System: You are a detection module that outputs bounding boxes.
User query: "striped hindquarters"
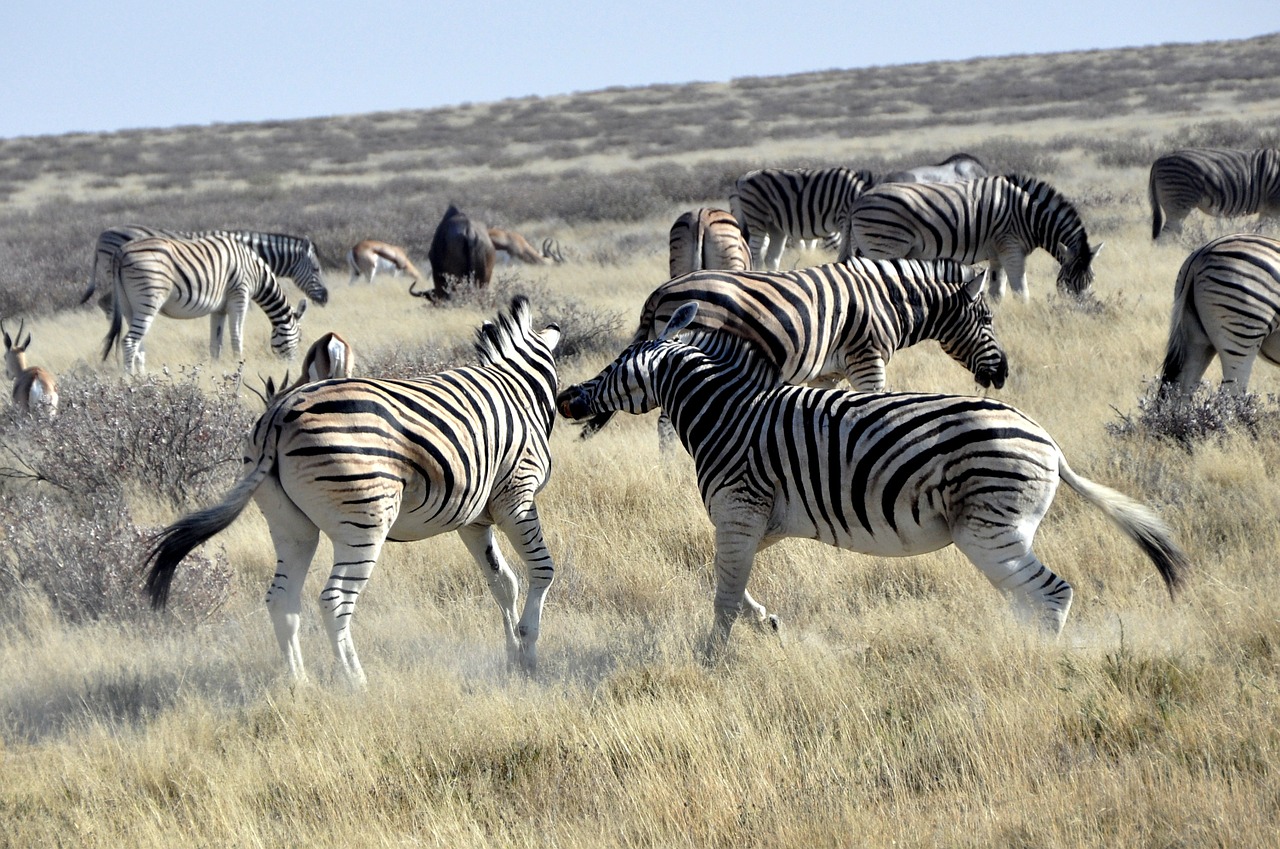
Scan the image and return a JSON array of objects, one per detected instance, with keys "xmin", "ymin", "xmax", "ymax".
[
  {"xmin": 1150, "ymin": 148, "xmax": 1280, "ymax": 238},
  {"xmin": 1162, "ymin": 233, "xmax": 1280, "ymax": 391},
  {"xmin": 668, "ymin": 208, "xmax": 751, "ymax": 277}
]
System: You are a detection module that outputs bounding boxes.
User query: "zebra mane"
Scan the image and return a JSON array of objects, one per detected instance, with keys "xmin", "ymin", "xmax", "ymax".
[
  {"xmin": 474, "ymin": 296, "xmax": 534, "ymax": 365},
  {"xmin": 1004, "ymin": 173, "xmax": 1092, "ymax": 251}
]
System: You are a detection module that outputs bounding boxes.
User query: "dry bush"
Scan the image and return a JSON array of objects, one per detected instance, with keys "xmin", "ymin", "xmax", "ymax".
[{"xmin": 1107, "ymin": 382, "xmax": 1280, "ymax": 449}]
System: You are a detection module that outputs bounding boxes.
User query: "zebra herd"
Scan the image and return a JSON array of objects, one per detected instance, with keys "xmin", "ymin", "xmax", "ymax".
[{"xmin": 45, "ymin": 144, "xmax": 1273, "ymax": 684}]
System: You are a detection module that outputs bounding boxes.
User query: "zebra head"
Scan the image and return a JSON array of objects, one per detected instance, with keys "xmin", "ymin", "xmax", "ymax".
[
  {"xmin": 293, "ymin": 240, "xmax": 329, "ymax": 306},
  {"xmin": 558, "ymin": 302, "xmax": 700, "ymax": 424},
  {"xmin": 270, "ymin": 299, "xmax": 308, "ymax": 360},
  {"xmin": 938, "ymin": 269, "xmax": 1008, "ymax": 390},
  {"xmin": 1056, "ymin": 241, "xmax": 1104, "ymax": 296}
]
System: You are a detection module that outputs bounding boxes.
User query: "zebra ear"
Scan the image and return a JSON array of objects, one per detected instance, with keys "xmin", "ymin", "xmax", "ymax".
[
  {"xmin": 964, "ymin": 269, "xmax": 988, "ymax": 300},
  {"xmin": 293, "ymin": 299, "xmax": 309, "ymax": 322},
  {"xmin": 540, "ymin": 323, "xmax": 562, "ymax": 352},
  {"xmin": 658, "ymin": 302, "xmax": 700, "ymax": 340},
  {"xmin": 1092, "ymin": 242, "xmax": 1105, "ymax": 259}
]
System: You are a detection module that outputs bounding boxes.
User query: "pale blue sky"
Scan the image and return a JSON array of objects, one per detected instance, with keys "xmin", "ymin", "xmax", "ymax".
[{"xmin": 1, "ymin": 1, "xmax": 1275, "ymax": 139}]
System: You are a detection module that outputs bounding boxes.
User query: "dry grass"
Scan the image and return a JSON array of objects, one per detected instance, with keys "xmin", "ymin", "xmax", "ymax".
[{"xmin": 4, "ymin": 35, "xmax": 1280, "ymax": 849}]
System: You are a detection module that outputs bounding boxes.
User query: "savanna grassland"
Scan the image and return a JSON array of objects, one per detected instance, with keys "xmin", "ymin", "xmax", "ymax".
[{"xmin": 3, "ymin": 32, "xmax": 1280, "ymax": 848}]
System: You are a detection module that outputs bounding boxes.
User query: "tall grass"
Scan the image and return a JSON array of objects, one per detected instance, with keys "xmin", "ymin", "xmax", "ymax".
[{"xmin": 3, "ymin": 33, "xmax": 1280, "ymax": 849}]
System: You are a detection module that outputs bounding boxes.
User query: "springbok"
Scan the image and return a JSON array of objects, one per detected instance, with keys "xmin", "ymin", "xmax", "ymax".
[
  {"xmin": 346, "ymin": 240, "xmax": 427, "ymax": 286},
  {"xmin": 3, "ymin": 318, "xmax": 59, "ymax": 416},
  {"xmin": 417, "ymin": 205, "xmax": 496, "ymax": 302},
  {"xmin": 488, "ymin": 227, "xmax": 565, "ymax": 265}
]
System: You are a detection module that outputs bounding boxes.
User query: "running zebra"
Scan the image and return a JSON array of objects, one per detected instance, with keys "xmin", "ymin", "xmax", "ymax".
[
  {"xmin": 579, "ymin": 257, "xmax": 1006, "ymax": 436},
  {"xmin": 730, "ymin": 167, "xmax": 877, "ymax": 271},
  {"xmin": 557, "ymin": 305, "xmax": 1188, "ymax": 654},
  {"xmin": 841, "ymin": 174, "xmax": 1102, "ymax": 301},
  {"xmin": 668, "ymin": 208, "xmax": 752, "ymax": 277},
  {"xmin": 145, "ymin": 297, "xmax": 561, "ymax": 685},
  {"xmin": 102, "ymin": 234, "xmax": 307, "ymax": 373},
  {"xmin": 82, "ymin": 225, "xmax": 329, "ymax": 312},
  {"xmin": 1149, "ymin": 148, "xmax": 1280, "ymax": 240},
  {"xmin": 1161, "ymin": 233, "xmax": 1280, "ymax": 396}
]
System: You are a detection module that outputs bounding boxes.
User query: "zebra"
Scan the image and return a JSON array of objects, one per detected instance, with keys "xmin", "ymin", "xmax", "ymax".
[
  {"xmin": 144, "ymin": 297, "xmax": 561, "ymax": 685},
  {"xmin": 880, "ymin": 152, "xmax": 990, "ymax": 184},
  {"xmin": 557, "ymin": 304, "xmax": 1188, "ymax": 655},
  {"xmin": 668, "ymin": 207, "xmax": 752, "ymax": 277},
  {"xmin": 730, "ymin": 167, "xmax": 877, "ymax": 271},
  {"xmin": 1149, "ymin": 148, "xmax": 1280, "ymax": 240},
  {"xmin": 1160, "ymin": 233, "xmax": 1280, "ymax": 396},
  {"xmin": 578, "ymin": 257, "xmax": 1007, "ymax": 437},
  {"xmin": 82, "ymin": 225, "xmax": 329, "ymax": 313},
  {"xmin": 841, "ymin": 174, "xmax": 1102, "ymax": 301},
  {"xmin": 101, "ymin": 234, "xmax": 307, "ymax": 374}
]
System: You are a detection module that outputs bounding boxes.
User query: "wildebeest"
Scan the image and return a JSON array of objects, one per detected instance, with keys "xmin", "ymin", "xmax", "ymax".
[
  {"xmin": 419, "ymin": 205, "xmax": 496, "ymax": 301},
  {"xmin": 880, "ymin": 153, "xmax": 989, "ymax": 185}
]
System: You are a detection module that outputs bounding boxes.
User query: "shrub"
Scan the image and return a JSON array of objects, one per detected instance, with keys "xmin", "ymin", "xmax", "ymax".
[{"xmin": 1107, "ymin": 382, "xmax": 1280, "ymax": 449}]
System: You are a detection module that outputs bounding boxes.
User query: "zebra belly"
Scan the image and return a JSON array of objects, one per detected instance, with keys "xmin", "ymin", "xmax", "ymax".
[{"xmin": 769, "ymin": 488, "xmax": 954, "ymax": 557}]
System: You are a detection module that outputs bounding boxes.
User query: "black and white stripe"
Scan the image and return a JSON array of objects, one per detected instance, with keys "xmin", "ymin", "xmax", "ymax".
[
  {"xmin": 1149, "ymin": 148, "xmax": 1280, "ymax": 239},
  {"xmin": 145, "ymin": 297, "xmax": 561, "ymax": 684},
  {"xmin": 1161, "ymin": 233, "xmax": 1280, "ymax": 395},
  {"xmin": 730, "ymin": 167, "xmax": 877, "ymax": 271},
  {"xmin": 668, "ymin": 207, "xmax": 752, "ymax": 277},
  {"xmin": 583, "ymin": 256, "xmax": 1007, "ymax": 435},
  {"xmin": 84, "ymin": 225, "xmax": 329, "ymax": 311},
  {"xmin": 841, "ymin": 174, "xmax": 1101, "ymax": 300},
  {"xmin": 558, "ymin": 307, "xmax": 1187, "ymax": 653},
  {"xmin": 101, "ymin": 233, "xmax": 307, "ymax": 373}
]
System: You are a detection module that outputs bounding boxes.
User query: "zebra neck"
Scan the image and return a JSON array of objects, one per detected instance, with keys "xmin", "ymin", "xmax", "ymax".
[
  {"xmin": 654, "ymin": 348, "xmax": 772, "ymax": 460},
  {"xmin": 249, "ymin": 272, "xmax": 289, "ymax": 318}
]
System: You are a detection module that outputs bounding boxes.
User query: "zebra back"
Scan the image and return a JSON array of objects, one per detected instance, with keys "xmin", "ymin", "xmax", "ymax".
[
  {"xmin": 630, "ymin": 258, "xmax": 1006, "ymax": 391},
  {"xmin": 731, "ymin": 167, "xmax": 876, "ymax": 262},
  {"xmin": 89, "ymin": 224, "xmax": 328, "ymax": 306}
]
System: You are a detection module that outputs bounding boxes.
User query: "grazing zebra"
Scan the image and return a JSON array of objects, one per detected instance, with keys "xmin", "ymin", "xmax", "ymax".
[
  {"xmin": 1160, "ymin": 233, "xmax": 1280, "ymax": 396},
  {"xmin": 102, "ymin": 234, "xmax": 307, "ymax": 374},
  {"xmin": 3, "ymin": 318, "xmax": 58, "ymax": 416},
  {"xmin": 880, "ymin": 152, "xmax": 989, "ymax": 184},
  {"xmin": 347, "ymin": 239, "xmax": 426, "ymax": 286},
  {"xmin": 730, "ymin": 167, "xmax": 877, "ymax": 271},
  {"xmin": 579, "ymin": 257, "xmax": 1006, "ymax": 436},
  {"xmin": 83, "ymin": 225, "xmax": 329, "ymax": 313},
  {"xmin": 668, "ymin": 208, "xmax": 752, "ymax": 277},
  {"xmin": 145, "ymin": 297, "xmax": 561, "ymax": 685},
  {"xmin": 1149, "ymin": 148, "xmax": 1280, "ymax": 240},
  {"xmin": 841, "ymin": 174, "xmax": 1101, "ymax": 301},
  {"xmin": 557, "ymin": 305, "xmax": 1188, "ymax": 654}
]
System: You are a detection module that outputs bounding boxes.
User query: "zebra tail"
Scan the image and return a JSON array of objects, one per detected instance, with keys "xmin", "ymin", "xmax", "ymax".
[
  {"xmin": 1149, "ymin": 167, "xmax": 1166, "ymax": 240},
  {"xmin": 1057, "ymin": 457, "xmax": 1189, "ymax": 600},
  {"xmin": 144, "ymin": 446, "xmax": 276, "ymax": 610},
  {"xmin": 1160, "ymin": 256, "xmax": 1199, "ymax": 388},
  {"xmin": 100, "ymin": 255, "xmax": 125, "ymax": 361}
]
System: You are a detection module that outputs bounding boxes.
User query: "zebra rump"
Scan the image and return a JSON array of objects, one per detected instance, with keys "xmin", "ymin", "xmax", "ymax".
[{"xmin": 1161, "ymin": 233, "xmax": 1280, "ymax": 396}]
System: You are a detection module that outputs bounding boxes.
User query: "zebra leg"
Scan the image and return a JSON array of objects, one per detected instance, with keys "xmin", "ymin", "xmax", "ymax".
[
  {"xmin": 843, "ymin": 352, "xmax": 887, "ymax": 391},
  {"xmin": 225, "ymin": 293, "xmax": 250, "ymax": 361},
  {"xmin": 502, "ymin": 505, "xmax": 557, "ymax": 672},
  {"xmin": 985, "ymin": 257, "xmax": 1008, "ymax": 301},
  {"xmin": 1217, "ymin": 349, "xmax": 1258, "ymax": 396},
  {"xmin": 209, "ymin": 311, "xmax": 227, "ymax": 360},
  {"xmin": 705, "ymin": 504, "xmax": 770, "ymax": 658},
  {"xmin": 257, "ymin": 477, "xmax": 322, "ymax": 683},
  {"xmin": 763, "ymin": 231, "xmax": 788, "ymax": 272},
  {"xmin": 317, "ymin": 537, "xmax": 384, "ymax": 688},
  {"xmin": 999, "ymin": 250, "xmax": 1030, "ymax": 302},
  {"xmin": 953, "ymin": 524, "xmax": 1073, "ymax": 635},
  {"xmin": 656, "ymin": 412, "xmax": 679, "ymax": 453},
  {"xmin": 457, "ymin": 523, "xmax": 525, "ymax": 670}
]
